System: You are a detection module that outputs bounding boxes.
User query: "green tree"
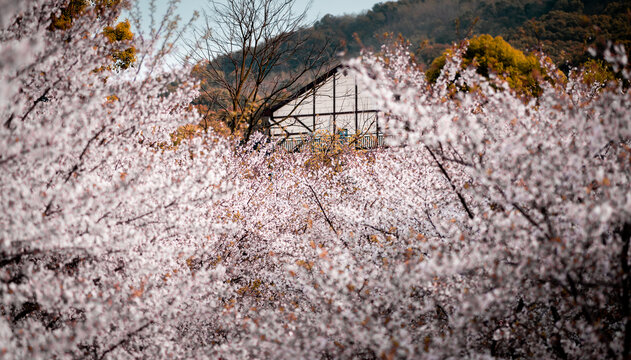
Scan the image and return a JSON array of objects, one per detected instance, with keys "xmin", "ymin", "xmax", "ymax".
[{"xmin": 506, "ymin": 3, "xmax": 631, "ymax": 69}]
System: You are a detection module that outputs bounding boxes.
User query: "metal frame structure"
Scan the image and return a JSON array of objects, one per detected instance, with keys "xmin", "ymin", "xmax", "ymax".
[{"xmin": 263, "ymin": 65, "xmax": 383, "ymax": 151}]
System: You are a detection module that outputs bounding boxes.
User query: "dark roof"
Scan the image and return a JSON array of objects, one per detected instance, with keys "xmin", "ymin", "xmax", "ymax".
[{"xmin": 262, "ymin": 64, "xmax": 346, "ymax": 116}]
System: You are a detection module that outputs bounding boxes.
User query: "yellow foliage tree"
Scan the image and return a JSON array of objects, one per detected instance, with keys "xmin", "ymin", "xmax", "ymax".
[
  {"xmin": 49, "ymin": 0, "xmax": 89, "ymax": 30},
  {"xmin": 49, "ymin": 0, "xmax": 126, "ymax": 30},
  {"xmin": 427, "ymin": 34, "xmax": 559, "ymax": 98},
  {"xmin": 103, "ymin": 20, "xmax": 136, "ymax": 70},
  {"xmin": 580, "ymin": 59, "xmax": 616, "ymax": 86},
  {"xmin": 50, "ymin": 0, "xmax": 135, "ymax": 70}
]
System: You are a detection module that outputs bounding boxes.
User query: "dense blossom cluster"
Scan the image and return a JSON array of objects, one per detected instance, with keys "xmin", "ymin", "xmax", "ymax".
[
  {"xmin": 1, "ymin": 1, "xmax": 630, "ymax": 359},
  {"xmin": 345, "ymin": 41, "xmax": 631, "ymax": 358},
  {"xmin": 1, "ymin": 1, "xmax": 233, "ymax": 357}
]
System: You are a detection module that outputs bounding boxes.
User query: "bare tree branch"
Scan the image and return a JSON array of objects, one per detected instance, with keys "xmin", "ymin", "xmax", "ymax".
[{"xmin": 187, "ymin": 0, "xmax": 333, "ymax": 142}]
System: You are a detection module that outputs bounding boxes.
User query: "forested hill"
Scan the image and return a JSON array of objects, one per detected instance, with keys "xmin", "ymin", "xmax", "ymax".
[
  {"xmin": 193, "ymin": 0, "xmax": 630, "ymax": 131},
  {"xmin": 303, "ymin": 0, "xmax": 631, "ymax": 68}
]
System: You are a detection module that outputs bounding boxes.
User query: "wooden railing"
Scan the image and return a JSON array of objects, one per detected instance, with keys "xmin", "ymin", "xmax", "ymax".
[{"xmin": 276, "ymin": 134, "xmax": 387, "ymax": 152}]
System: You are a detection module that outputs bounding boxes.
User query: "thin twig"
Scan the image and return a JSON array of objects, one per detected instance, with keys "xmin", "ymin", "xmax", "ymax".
[
  {"xmin": 425, "ymin": 145, "xmax": 474, "ymax": 219},
  {"xmin": 98, "ymin": 321, "xmax": 153, "ymax": 360},
  {"xmin": 306, "ymin": 184, "xmax": 337, "ymax": 234}
]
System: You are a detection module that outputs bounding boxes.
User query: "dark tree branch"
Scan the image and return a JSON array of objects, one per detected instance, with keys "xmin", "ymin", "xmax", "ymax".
[
  {"xmin": 21, "ymin": 87, "xmax": 51, "ymax": 123},
  {"xmin": 511, "ymin": 202, "xmax": 545, "ymax": 234},
  {"xmin": 306, "ymin": 184, "xmax": 337, "ymax": 234},
  {"xmin": 98, "ymin": 321, "xmax": 153, "ymax": 360},
  {"xmin": 425, "ymin": 145, "xmax": 474, "ymax": 219},
  {"xmin": 363, "ymin": 223, "xmax": 397, "ymax": 238}
]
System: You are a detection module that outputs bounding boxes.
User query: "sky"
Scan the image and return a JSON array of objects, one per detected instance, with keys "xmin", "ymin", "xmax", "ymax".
[
  {"xmin": 136, "ymin": 0, "xmax": 383, "ymax": 30},
  {"xmin": 131, "ymin": 0, "xmax": 385, "ymax": 66}
]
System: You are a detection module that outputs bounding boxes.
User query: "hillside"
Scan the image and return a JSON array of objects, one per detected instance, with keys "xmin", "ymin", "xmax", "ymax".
[
  {"xmin": 303, "ymin": 0, "xmax": 631, "ymax": 68},
  {"xmin": 191, "ymin": 0, "xmax": 631, "ymax": 137},
  {"xmin": 201, "ymin": 0, "xmax": 631, "ymax": 99}
]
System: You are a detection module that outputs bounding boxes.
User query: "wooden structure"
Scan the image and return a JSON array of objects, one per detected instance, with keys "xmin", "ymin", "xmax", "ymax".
[{"xmin": 263, "ymin": 65, "xmax": 384, "ymax": 151}]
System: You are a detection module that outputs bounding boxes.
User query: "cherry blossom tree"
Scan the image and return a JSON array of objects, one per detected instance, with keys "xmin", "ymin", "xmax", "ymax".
[
  {"xmin": 343, "ymin": 40, "xmax": 631, "ymax": 358},
  {"xmin": 2, "ymin": 0, "xmax": 630, "ymax": 358},
  {"xmin": 1, "ymin": 1, "xmax": 236, "ymax": 358},
  {"xmin": 195, "ymin": 40, "xmax": 631, "ymax": 359}
]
